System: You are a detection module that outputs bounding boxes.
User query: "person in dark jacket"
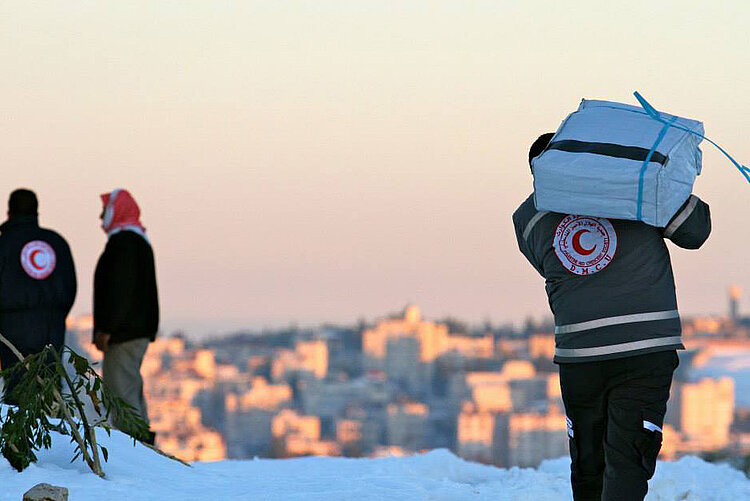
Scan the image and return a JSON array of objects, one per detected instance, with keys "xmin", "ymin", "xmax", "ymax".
[
  {"xmin": 0, "ymin": 189, "xmax": 77, "ymax": 401},
  {"xmin": 513, "ymin": 134, "xmax": 711, "ymax": 501},
  {"xmin": 93, "ymin": 189, "xmax": 158, "ymax": 443}
]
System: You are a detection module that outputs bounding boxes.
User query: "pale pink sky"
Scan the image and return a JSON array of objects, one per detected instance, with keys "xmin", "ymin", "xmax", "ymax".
[{"xmin": 1, "ymin": 2, "xmax": 748, "ymax": 335}]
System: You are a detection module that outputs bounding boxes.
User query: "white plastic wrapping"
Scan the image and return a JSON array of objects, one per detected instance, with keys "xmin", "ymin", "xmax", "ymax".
[{"xmin": 532, "ymin": 99, "xmax": 704, "ymax": 227}]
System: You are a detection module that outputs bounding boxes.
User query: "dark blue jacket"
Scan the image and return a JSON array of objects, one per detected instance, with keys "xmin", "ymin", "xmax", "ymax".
[
  {"xmin": 0, "ymin": 216, "xmax": 77, "ymax": 359},
  {"xmin": 513, "ymin": 195, "xmax": 710, "ymax": 363},
  {"xmin": 94, "ymin": 230, "xmax": 159, "ymax": 344}
]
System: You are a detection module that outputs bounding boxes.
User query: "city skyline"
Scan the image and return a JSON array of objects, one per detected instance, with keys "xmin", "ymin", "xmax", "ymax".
[
  {"xmin": 2, "ymin": 2, "xmax": 749, "ymax": 336},
  {"xmin": 65, "ymin": 302, "xmax": 750, "ymax": 467}
]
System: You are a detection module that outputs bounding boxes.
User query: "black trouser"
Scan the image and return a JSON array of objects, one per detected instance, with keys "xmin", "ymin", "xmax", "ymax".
[{"xmin": 559, "ymin": 350, "xmax": 678, "ymax": 501}]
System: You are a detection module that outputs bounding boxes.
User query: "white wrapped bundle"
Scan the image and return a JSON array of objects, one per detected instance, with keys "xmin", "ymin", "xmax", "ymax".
[{"xmin": 532, "ymin": 98, "xmax": 704, "ymax": 227}]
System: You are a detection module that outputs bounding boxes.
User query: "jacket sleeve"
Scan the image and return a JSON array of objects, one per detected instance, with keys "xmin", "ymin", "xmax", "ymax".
[
  {"xmin": 58, "ymin": 239, "xmax": 77, "ymax": 313},
  {"xmin": 512, "ymin": 210, "xmax": 546, "ymax": 277},
  {"xmin": 663, "ymin": 195, "xmax": 711, "ymax": 249}
]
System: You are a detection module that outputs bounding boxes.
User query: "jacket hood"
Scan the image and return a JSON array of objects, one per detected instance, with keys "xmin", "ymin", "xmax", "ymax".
[{"xmin": 100, "ymin": 189, "xmax": 147, "ymax": 238}]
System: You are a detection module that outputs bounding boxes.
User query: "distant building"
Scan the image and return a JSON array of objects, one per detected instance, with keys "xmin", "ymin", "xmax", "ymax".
[
  {"xmin": 369, "ymin": 445, "xmax": 410, "ymax": 458},
  {"xmin": 456, "ymin": 403, "xmax": 496, "ymax": 463},
  {"xmin": 730, "ymin": 285, "xmax": 742, "ymax": 322},
  {"xmin": 496, "ymin": 338, "xmax": 526, "ymax": 358},
  {"xmin": 300, "ymin": 375, "xmax": 393, "ymax": 420},
  {"xmin": 386, "ymin": 402, "xmax": 428, "ymax": 452},
  {"xmin": 509, "ymin": 377, "xmax": 549, "ymax": 412},
  {"xmin": 223, "ymin": 377, "xmax": 293, "ymax": 458},
  {"xmin": 442, "ymin": 333, "xmax": 494, "ymax": 359},
  {"xmin": 457, "ymin": 403, "xmax": 567, "ymax": 467},
  {"xmin": 272, "ymin": 409, "xmax": 339, "ymax": 457},
  {"xmin": 141, "ymin": 337, "xmax": 228, "ymax": 461},
  {"xmin": 500, "ymin": 408, "xmax": 568, "ymax": 467},
  {"xmin": 385, "ymin": 336, "xmax": 426, "ymax": 394},
  {"xmin": 463, "ymin": 373, "xmax": 512, "ymax": 413},
  {"xmin": 151, "ymin": 402, "xmax": 226, "ymax": 462},
  {"xmin": 228, "ymin": 376, "xmax": 293, "ymax": 410},
  {"xmin": 170, "ymin": 348, "xmax": 217, "ymax": 379},
  {"xmin": 667, "ymin": 377, "xmax": 734, "ymax": 452},
  {"xmin": 363, "ymin": 305, "xmax": 494, "ymax": 396},
  {"xmin": 336, "ymin": 419, "xmax": 363, "ymax": 447},
  {"xmin": 449, "ymin": 360, "xmax": 543, "ymax": 413},
  {"xmin": 546, "ymin": 373, "xmax": 562, "ymax": 405},
  {"xmin": 335, "ymin": 406, "xmax": 383, "ymax": 455},
  {"xmin": 682, "ymin": 316, "xmax": 740, "ymax": 338},
  {"xmin": 528, "ymin": 333, "xmax": 555, "ymax": 360},
  {"xmin": 272, "ymin": 339, "xmax": 328, "ymax": 381}
]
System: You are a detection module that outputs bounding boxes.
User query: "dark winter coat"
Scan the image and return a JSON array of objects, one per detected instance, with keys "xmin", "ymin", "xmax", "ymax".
[
  {"xmin": 0, "ymin": 216, "xmax": 77, "ymax": 357},
  {"xmin": 513, "ymin": 194, "xmax": 711, "ymax": 363},
  {"xmin": 93, "ymin": 230, "xmax": 159, "ymax": 345}
]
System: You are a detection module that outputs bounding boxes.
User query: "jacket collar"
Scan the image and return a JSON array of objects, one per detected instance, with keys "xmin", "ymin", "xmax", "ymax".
[
  {"xmin": 108, "ymin": 225, "xmax": 150, "ymax": 244},
  {"xmin": 0, "ymin": 215, "xmax": 39, "ymax": 233}
]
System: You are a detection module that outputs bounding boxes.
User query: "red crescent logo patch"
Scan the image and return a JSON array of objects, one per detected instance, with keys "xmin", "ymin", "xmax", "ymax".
[
  {"xmin": 20, "ymin": 240, "xmax": 57, "ymax": 280},
  {"xmin": 554, "ymin": 216, "xmax": 617, "ymax": 276},
  {"xmin": 572, "ymin": 229, "xmax": 595, "ymax": 256}
]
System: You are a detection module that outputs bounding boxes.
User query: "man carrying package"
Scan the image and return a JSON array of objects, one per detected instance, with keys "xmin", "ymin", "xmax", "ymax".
[{"xmin": 513, "ymin": 128, "xmax": 710, "ymax": 500}]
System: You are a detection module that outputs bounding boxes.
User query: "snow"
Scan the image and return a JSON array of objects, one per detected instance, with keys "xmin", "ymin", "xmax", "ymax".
[{"xmin": 1, "ymin": 428, "xmax": 748, "ymax": 500}]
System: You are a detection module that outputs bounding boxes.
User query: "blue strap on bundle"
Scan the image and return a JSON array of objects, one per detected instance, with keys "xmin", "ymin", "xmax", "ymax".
[
  {"xmin": 636, "ymin": 117, "xmax": 676, "ymax": 221},
  {"xmin": 634, "ymin": 92, "xmax": 750, "ymax": 185}
]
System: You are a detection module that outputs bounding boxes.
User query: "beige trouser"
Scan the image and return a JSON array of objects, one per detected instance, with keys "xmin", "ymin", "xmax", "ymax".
[{"xmin": 103, "ymin": 337, "xmax": 150, "ymax": 428}]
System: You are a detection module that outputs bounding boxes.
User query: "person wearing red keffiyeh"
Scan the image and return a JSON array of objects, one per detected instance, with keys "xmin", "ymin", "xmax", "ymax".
[
  {"xmin": 93, "ymin": 189, "xmax": 159, "ymax": 444},
  {"xmin": 100, "ymin": 188, "xmax": 148, "ymax": 240}
]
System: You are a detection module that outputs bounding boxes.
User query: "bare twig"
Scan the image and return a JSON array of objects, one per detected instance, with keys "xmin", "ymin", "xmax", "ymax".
[
  {"xmin": 52, "ymin": 386, "xmax": 102, "ymax": 476},
  {"xmin": 0, "ymin": 332, "xmax": 24, "ymax": 362},
  {"xmin": 140, "ymin": 442, "xmax": 192, "ymax": 467},
  {"xmin": 50, "ymin": 346, "xmax": 105, "ymax": 478}
]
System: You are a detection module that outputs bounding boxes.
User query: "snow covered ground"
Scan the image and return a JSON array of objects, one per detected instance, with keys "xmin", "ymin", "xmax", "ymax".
[{"xmin": 1, "ymin": 428, "xmax": 749, "ymax": 500}]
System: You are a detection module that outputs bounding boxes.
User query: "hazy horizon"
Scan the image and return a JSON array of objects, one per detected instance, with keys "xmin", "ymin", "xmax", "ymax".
[{"xmin": 2, "ymin": 2, "xmax": 749, "ymax": 336}]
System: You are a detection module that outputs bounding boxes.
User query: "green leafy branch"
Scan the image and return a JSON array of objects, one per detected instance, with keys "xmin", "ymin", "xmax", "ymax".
[{"xmin": 0, "ymin": 332, "xmax": 149, "ymax": 478}]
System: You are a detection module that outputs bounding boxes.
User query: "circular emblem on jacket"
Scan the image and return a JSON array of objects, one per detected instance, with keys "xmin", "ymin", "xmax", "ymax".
[
  {"xmin": 554, "ymin": 215, "xmax": 617, "ymax": 275},
  {"xmin": 20, "ymin": 240, "xmax": 57, "ymax": 280}
]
